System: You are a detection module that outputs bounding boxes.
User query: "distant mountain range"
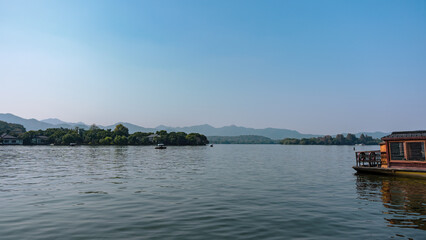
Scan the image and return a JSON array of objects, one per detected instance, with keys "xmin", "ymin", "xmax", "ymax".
[
  {"xmin": 0, "ymin": 113, "xmax": 390, "ymax": 140},
  {"xmin": 208, "ymin": 135, "xmax": 280, "ymax": 144}
]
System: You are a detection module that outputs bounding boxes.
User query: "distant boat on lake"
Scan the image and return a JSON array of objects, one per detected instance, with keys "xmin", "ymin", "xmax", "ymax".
[
  {"xmin": 353, "ymin": 131, "xmax": 426, "ymax": 179},
  {"xmin": 155, "ymin": 143, "xmax": 166, "ymax": 149}
]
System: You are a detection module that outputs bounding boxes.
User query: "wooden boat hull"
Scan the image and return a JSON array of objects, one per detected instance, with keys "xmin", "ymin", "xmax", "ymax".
[{"xmin": 353, "ymin": 166, "xmax": 426, "ymax": 179}]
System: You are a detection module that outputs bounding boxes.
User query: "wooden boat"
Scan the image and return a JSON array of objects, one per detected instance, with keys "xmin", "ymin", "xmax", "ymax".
[
  {"xmin": 155, "ymin": 143, "xmax": 167, "ymax": 149},
  {"xmin": 353, "ymin": 131, "xmax": 426, "ymax": 179}
]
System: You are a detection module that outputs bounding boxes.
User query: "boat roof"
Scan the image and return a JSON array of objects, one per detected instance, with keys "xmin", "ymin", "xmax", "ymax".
[{"xmin": 382, "ymin": 130, "xmax": 426, "ymax": 141}]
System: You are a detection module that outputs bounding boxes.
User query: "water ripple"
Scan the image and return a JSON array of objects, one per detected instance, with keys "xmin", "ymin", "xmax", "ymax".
[{"xmin": 0, "ymin": 145, "xmax": 425, "ymax": 239}]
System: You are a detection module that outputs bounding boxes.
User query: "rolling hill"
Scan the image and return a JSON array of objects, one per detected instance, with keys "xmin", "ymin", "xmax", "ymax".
[{"xmin": 0, "ymin": 113, "xmax": 390, "ymax": 140}]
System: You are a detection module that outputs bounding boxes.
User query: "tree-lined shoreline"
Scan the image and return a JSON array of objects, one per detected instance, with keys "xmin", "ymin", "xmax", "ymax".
[
  {"xmin": 280, "ymin": 133, "xmax": 380, "ymax": 145},
  {"xmin": 1, "ymin": 120, "xmax": 208, "ymax": 146},
  {"xmin": 1, "ymin": 120, "xmax": 381, "ymax": 146}
]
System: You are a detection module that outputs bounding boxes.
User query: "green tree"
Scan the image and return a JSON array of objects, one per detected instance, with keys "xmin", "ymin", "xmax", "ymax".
[
  {"xmin": 21, "ymin": 130, "xmax": 38, "ymax": 145},
  {"xmin": 99, "ymin": 136, "xmax": 113, "ymax": 145},
  {"xmin": 62, "ymin": 132, "xmax": 81, "ymax": 145},
  {"xmin": 155, "ymin": 130, "xmax": 168, "ymax": 144},
  {"xmin": 128, "ymin": 132, "xmax": 150, "ymax": 145},
  {"xmin": 48, "ymin": 128, "xmax": 68, "ymax": 145},
  {"xmin": 114, "ymin": 124, "xmax": 129, "ymax": 137},
  {"xmin": 90, "ymin": 124, "xmax": 100, "ymax": 130},
  {"xmin": 175, "ymin": 132, "xmax": 188, "ymax": 145},
  {"xmin": 0, "ymin": 120, "xmax": 26, "ymax": 136},
  {"xmin": 114, "ymin": 135, "xmax": 128, "ymax": 145},
  {"xmin": 335, "ymin": 134, "xmax": 345, "ymax": 145},
  {"xmin": 185, "ymin": 133, "xmax": 209, "ymax": 145},
  {"xmin": 346, "ymin": 133, "xmax": 357, "ymax": 144},
  {"xmin": 359, "ymin": 134, "xmax": 366, "ymax": 143},
  {"xmin": 281, "ymin": 133, "xmax": 380, "ymax": 145},
  {"xmin": 280, "ymin": 138, "xmax": 300, "ymax": 144}
]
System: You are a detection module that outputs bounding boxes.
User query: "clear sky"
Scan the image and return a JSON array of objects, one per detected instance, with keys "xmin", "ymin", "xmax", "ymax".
[{"xmin": 1, "ymin": 0, "xmax": 425, "ymax": 134}]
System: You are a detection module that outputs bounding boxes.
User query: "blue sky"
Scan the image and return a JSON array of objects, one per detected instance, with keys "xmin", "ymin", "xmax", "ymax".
[{"xmin": 0, "ymin": 0, "xmax": 425, "ymax": 134}]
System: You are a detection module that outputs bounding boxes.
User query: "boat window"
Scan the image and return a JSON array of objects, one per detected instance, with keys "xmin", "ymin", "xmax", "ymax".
[
  {"xmin": 406, "ymin": 142, "xmax": 425, "ymax": 161},
  {"xmin": 390, "ymin": 142, "xmax": 405, "ymax": 160}
]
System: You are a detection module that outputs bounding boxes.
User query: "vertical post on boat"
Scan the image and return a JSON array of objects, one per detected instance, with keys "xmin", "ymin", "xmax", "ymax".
[
  {"xmin": 386, "ymin": 141, "xmax": 391, "ymax": 168},
  {"xmin": 355, "ymin": 152, "xmax": 358, "ymax": 167}
]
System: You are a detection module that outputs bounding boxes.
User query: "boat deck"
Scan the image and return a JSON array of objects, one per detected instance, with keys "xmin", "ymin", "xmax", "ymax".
[{"xmin": 353, "ymin": 166, "xmax": 426, "ymax": 178}]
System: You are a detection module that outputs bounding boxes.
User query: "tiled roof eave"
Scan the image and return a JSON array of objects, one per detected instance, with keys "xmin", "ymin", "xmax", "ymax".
[
  {"xmin": 382, "ymin": 130, "xmax": 426, "ymax": 141},
  {"xmin": 382, "ymin": 136, "xmax": 426, "ymax": 141}
]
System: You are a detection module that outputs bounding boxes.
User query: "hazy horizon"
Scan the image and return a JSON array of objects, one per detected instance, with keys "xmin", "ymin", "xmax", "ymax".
[
  {"xmin": 1, "ymin": 0, "xmax": 425, "ymax": 135},
  {"xmin": 0, "ymin": 112, "xmax": 393, "ymax": 136}
]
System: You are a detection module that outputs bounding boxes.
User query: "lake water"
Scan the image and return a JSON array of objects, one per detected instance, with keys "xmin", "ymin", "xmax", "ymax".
[{"xmin": 1, "ymin": 145, "xmax": 425, "ymax": 239}]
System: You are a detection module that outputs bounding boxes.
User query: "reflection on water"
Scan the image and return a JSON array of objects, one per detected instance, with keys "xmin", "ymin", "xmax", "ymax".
[
  {"xmin": 1, "ymin": 145, "xmax": 425, "ymax": 239},
  {"xmin": 356, "ymin": 174, "xmax": 426, "ymax": 231}
]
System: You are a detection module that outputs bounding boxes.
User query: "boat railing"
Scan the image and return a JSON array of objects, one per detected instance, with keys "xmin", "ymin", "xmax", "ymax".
[{"xmin": 355, "ymin": 150, "xmax": 381, "ymax": 167}]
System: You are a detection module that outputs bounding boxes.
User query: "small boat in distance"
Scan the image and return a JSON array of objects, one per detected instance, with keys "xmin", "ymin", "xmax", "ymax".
[
  {"xmin": 353, "ymin": 131, "xmax": 426, "ymax": 179},
  {"xmin": 155, "ymin": 143, "xmax": 167, "ymax": 149},
  {"xmin": 70, "ymin": 143, "xmax": 77, "ymax": 146}
]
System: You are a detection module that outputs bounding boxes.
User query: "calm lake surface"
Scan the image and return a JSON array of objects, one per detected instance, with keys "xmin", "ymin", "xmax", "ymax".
[{"xmin": 1, "ymin": 145, "xmax": 425, "ymax": 239}]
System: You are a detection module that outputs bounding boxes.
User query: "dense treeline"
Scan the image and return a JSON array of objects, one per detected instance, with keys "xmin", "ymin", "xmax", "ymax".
[
  {"xmin": 280, "ymin": 133, "xmax": 380, "ymax": 145},
  {"xmin": 208, "ymin": 135, "xmax": 279, "ymax": 144},
  {"xmin": 19, "ymin": 124, "xmax": 209, "ymax": 146},
  {"xmin": 0, "ymin": 120, "xmax": 26, "ymax": 135}
]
